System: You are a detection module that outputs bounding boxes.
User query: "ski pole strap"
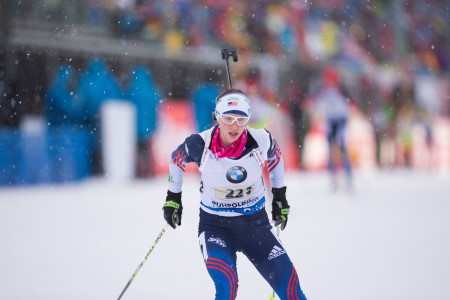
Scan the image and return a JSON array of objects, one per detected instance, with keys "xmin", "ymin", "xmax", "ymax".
[{"xmin": 163, "ymin": 201, "xmax": 180, "ymax": 209}]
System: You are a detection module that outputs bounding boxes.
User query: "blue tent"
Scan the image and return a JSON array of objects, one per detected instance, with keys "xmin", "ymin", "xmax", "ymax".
[{"xmin": 125, "ymin": 65, "xmax": 162, "ymax": 142}]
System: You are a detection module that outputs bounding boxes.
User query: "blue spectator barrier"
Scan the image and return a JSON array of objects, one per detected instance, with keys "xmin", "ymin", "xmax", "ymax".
[
  {"xmin": 0, "ymin": 128, "xmax": 90, "ymax": 186},
  {"xmin": 47, "ymin": 128, "xmax": 91, "ymax": 183},
  {"xmin": 17, "ymin": 130, "xmax": 53, "ymax": 185},
  {"xmin": 0, "ymin": 129, "xmax": 19, "ymax": 186}
]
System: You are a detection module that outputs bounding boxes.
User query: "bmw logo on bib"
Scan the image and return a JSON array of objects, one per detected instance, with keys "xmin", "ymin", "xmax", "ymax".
[{"xmin": 226, "ymin": 166, "xmax": 247, "ymax": 183}]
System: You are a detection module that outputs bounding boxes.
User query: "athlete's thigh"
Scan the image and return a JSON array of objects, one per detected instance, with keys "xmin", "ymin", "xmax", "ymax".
[
  {"xmin": 241, "ymin": 226, "xmax": 294, "ymax": 290},
  {"xmin": 198, "ymin": 230, "xmax": 236, "ymax": 264},
  {"xmin": 327, "ymin": 120, "xmax": 338, "ymax": 143},
  {"xmin": 198, "ymin": 230, "xmax": 239, "ymax": 299},
  {"xmin": 336, "ymin": 119, "xmax": 347, "ymax": 146}
]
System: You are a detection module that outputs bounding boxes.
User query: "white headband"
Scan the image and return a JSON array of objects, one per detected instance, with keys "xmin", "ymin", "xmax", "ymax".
[{"xmin": 215, "ymin": 93, "xmax": 251, "ymax": 117}]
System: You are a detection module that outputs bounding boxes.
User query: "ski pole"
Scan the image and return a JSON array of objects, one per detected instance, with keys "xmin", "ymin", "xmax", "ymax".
[{"xmin": 117, "ymin": 223, "xmax": 170, "ymax": 300}]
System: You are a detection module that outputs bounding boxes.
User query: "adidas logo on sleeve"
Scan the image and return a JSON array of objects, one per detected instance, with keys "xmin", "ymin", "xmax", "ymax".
[{"xmin": 268, "ymin": 245, "xmax": 286, "ymax": 260}]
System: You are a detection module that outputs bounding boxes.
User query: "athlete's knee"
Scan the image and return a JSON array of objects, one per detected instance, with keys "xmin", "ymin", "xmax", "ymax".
[
  {"xmin": 275, "ymin": 265, "xmax": 307, "ymax": 300},
  {"xmin": 206, "ymin": 257, "xmax": 238, "ymax": 300}
]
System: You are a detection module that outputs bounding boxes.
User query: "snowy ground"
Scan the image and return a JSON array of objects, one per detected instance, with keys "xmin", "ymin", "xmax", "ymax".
[{"xmin": 0, "ymin": 170, "xmax": 449, "ymax": 300}]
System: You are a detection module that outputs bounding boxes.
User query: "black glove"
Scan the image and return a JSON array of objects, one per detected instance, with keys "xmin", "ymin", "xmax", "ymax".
[
  {"xmin": 163, "ymin": 191, "xmax": 183, "ymax": 229},
  {"xmin": 271, "ymin": 187, "xmax": 290, "ymax": 230}
]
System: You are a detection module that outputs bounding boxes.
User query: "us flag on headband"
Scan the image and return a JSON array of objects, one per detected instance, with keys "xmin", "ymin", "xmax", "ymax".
[{"xmin": 228, "ymin": 101, "xmax": 238, "ymax": 106}]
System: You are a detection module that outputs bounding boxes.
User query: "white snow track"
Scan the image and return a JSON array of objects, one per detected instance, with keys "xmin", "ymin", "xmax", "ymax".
[{"xmin": 0, "ymin": 170, "xmax": 449, "ymax": 300}]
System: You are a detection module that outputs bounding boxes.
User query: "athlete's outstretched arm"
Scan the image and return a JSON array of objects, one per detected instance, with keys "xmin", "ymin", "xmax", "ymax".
[
  {"xmin": 163, "ymin": 134, "xmax": 205, "ymax": 229},
  {"xmin": 265, "ymin": 133, "xmax": 290, "ymax": 230},
  {"xmin": 267, "ymin": 136, "xmax": 285, "ymax": 189},
  {"xmin": 167, "ymin": 133, "xmax": 204, "ymax": 192}
]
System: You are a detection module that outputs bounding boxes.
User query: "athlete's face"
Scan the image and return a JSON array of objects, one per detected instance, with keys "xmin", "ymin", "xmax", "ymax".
[{"xmin": 217, "ymin": 113, "xmax": 248, "ymax": 146}]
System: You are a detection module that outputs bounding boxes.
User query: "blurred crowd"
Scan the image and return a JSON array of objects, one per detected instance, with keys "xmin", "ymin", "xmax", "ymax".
[
  {"xmin": 12, "ymin": 0, "xmax": 450, "ymax": 72},
  {"xmin": 0, "ymin": 57, "xmax": 164, "ymax": 182},
  {"xmin": 45, "ymin": 59, "xmax": 163, "ymax": 177},
  {"xmin": 230, "ymin": 63, "xmax": 448, "ymax": 174},
  {"xmin": 1, "ymin": 0, "xmax": 450, "ymax": 185}
]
